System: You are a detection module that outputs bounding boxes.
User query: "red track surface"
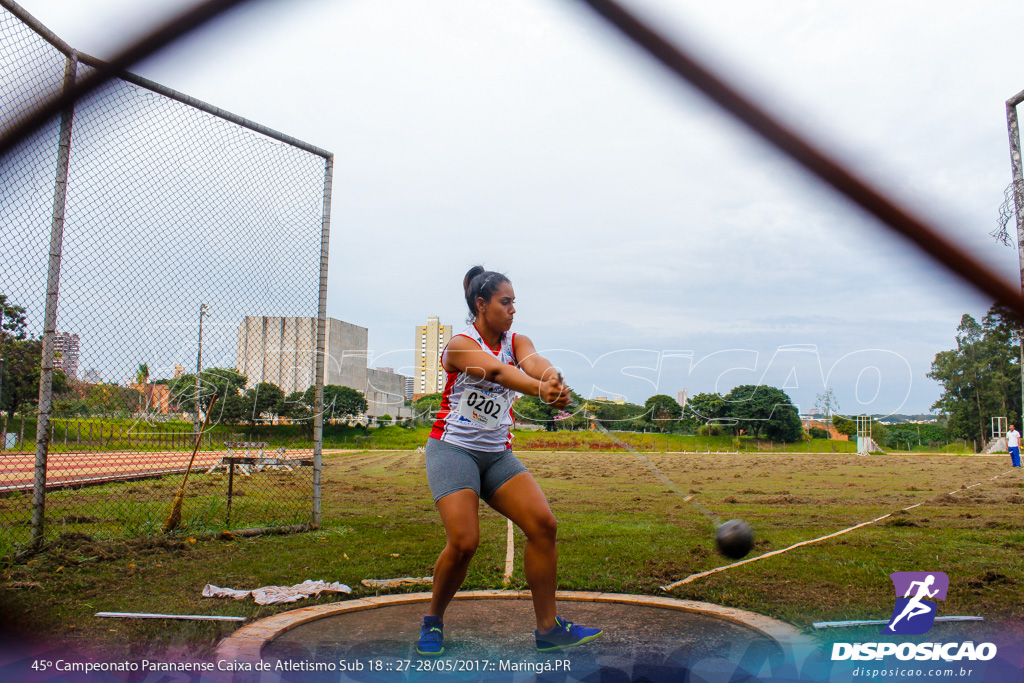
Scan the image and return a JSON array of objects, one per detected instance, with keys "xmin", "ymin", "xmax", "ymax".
[{"xmin": 0, "ymin": 449, "xmax": 305, "ymax": 492}]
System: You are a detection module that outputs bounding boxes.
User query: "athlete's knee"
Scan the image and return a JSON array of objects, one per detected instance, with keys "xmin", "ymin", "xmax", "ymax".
[
  {"xmin": 446, "ymin": 531, "xmax": 480, "ymax": 561},
  {"xmin": 524, "ymin": 512, "xmax": 557, "ymax": 543}
]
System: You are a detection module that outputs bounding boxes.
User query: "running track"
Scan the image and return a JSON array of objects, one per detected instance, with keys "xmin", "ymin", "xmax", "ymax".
[{"xmin": 0, "ymin": 449, "xmax": 317, "ymax": 492}]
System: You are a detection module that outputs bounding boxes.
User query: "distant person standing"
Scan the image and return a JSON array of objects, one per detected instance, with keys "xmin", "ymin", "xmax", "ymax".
[{"xmin": 1007, "ymin": 424, "xmax": 1021, "ymax": 468}]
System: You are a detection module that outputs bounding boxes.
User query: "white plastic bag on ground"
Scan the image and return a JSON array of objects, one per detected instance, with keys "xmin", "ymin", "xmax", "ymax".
[{"xmin": 202, "ymin": 580, "xmax": 351, "ymax": 605}]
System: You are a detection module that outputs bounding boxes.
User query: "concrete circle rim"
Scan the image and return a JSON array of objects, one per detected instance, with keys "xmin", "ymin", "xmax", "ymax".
[{"xmin": 216, "ymin": 589, "xmax": 805, "ymax": 663}]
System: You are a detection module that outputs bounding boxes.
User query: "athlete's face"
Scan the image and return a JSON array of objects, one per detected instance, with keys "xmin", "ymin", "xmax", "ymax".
[{"xmin": 478, "ymin": 281, "xmax": 515, "ymax": 332}]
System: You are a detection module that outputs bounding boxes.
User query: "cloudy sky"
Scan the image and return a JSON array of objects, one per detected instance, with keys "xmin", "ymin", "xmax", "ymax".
[{"xmin": 13, "ymin": 0, "xmax": 1024, "ymax": 415}]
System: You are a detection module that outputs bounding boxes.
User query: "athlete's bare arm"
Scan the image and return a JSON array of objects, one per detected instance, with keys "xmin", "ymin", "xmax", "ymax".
[
  {"xmin": 443, "ymin": 336, "xmax": 569, "ymax": 407},
  {"xmin": 513, "ymin": 335, "xmax": 560, "ymax": 380}
]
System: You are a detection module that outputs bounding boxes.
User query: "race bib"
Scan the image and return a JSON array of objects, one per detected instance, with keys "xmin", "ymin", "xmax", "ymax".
[{"xmin": 456, "ymin": 386, "xmax": 509, "ymax": 429}]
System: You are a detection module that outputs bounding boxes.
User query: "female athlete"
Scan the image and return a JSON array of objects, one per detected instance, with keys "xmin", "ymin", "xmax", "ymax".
[{"xmin": 416, "ymin": 266, "xmax": 603, "ymax": 655}]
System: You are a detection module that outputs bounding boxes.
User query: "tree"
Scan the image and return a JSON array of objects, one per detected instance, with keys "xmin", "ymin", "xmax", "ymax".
[
  {"xmin": 135, "ymin": 363, "xmax": 150, "ymax": 412},
  {"xmin": 808, "ymin": 426, "xmax": 830, "ymax": 440},
  {"xmin": 1, "ymin": 295, "xmax": 29, "ymax": 416},
  {"xmin": 294, "ymin": 385, "xmax": 367, "ymax": 421},
  {"xmin": 832, "ymin": 414, "xmax": 857, "ymax": 438},
  {"xmin": 929, "ymin": 307, "xmax": 1022, "ymax": 444},
  {"xmin": 813, "ymin": 387, "xmax": 839, "ymax": 435},
  {"xmin": 217, "ymin": 393, "xmax": 250, "ymax": 425},
  {"xmin": 0, "ymin": 295, "xmax": 27, "ymax": 342},
  {"xmin": 1, "ymin": 296, "xmax": 72, "ymax": 417},
  {"xmin": 722, "ymin": 385, "xmax": 803, "ymax": 442},
  {"xmin": 413, "ymin": 393, "xmax": 443, "ymax": 422},
  {"xmin": 513, "ymin": 395, "xmax": 557, "ymax": 429},
  {"xmin": 87, "ymin": 383, "xmax": 137, "ymax": 417},
  {"xmin": 643, "ymin": 394, "xmax": 683, "ymax": 432},
  {"xmin": 590, "ymin": 400, "xmax": 646, "ymax": 427},
  {"xmin": 680, "ymin": 392, "xmax": 726, "ymax": 434},
  {"xmin": 243, "ymin": 382, "xmax": 285, "ymax": 424},
  {"xmin": 318, "ymin": 385, "xmax": 367, "ymax": 420},
  {"xmin": 168, "ymin": 367, "xmax": 248, "ymax": 413},
  {"xmin": 279, "ymin": 391, "xmax": 312, "ymax": 422}
]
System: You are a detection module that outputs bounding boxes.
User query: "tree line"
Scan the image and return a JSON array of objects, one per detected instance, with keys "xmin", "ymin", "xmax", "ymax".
[
  {"xmin": 929, "ymin": 304, "xmax": 1022, "ymax": 445},
  {"xmin": 415, "ymin": 383, "xmax": 807, "ymax": 441}
]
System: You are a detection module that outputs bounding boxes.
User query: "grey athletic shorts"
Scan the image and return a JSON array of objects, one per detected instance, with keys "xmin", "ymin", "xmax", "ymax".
[{"xmin": 425, "ymin": 438, "xmax": 528, "ymax": 503}]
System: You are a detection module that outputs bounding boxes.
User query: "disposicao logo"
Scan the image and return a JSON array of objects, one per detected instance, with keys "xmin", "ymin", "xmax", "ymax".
[
  {"xmin": 883, "ymin": 571, "xmax": 948, "ymax": 635},
  {"xmin": 830, "ymin": 571, "xmax": 997, "ymax": 663}
]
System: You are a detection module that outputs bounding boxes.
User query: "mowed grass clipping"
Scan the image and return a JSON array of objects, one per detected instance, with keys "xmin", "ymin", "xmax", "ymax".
[{"xmin": 2, "ymin": 449, "xmax": 1023, "ymax": 660}]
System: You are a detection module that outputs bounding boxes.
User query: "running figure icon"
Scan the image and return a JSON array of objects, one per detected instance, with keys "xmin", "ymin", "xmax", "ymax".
[{"xmin": 887, "ymin": 574, "xmax": 940, "ymax": 630}]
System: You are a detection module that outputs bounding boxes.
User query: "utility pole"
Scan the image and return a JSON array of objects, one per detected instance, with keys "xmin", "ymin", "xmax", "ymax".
[{"xmin": 194, "ymin": 303, "xmax": 209, "ymax": 436}]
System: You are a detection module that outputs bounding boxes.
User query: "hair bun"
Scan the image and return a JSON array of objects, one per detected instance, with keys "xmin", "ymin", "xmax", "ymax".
[{"xmin": 463, "ymin": 265, "xmax": 485, "ymax": 295}]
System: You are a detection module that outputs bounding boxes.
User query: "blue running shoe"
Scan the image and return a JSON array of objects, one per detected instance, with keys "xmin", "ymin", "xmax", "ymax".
[
  {"xmin": 417, "ymin": 616, "xmax": 444, "ymax": 656},
  {"xmin": 535, "ymin": 616, "xmax": 603, "ymax": 652}
]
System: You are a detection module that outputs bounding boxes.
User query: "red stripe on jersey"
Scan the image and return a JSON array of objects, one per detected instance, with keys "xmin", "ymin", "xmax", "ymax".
[{"xmin": 429, "ymin": 369, "xmax": 460, "ymax": 441}]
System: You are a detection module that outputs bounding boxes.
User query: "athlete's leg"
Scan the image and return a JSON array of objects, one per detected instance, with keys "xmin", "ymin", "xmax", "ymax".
[
  {"xmin": 428, "ymin": 488, "xmax": 480, "ymax": 619},
  {"xmin": 487, "ymin": 472, "xmax": 558, "ymax": 632}
]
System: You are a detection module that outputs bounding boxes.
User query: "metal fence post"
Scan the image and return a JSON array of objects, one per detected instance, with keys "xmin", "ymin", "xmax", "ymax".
[
  {"xmin": 312, "ymin": 154, "xmax": 333, "ymax": 529},
  {"xmin": 31, "ymin": 53, "xmax": 77, "ymax": 547}
]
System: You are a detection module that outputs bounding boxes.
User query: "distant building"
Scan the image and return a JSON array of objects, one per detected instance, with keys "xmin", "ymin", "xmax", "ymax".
[
  {"xmin": 130, "ymin": 382, "xmax": 172, "ymax": 414},
  {"xmin": 802, "ymin": 419, "xmax": 849, "ymax": 441},
  {"xmin": 236, "ymin": 316, "xmax": 368, "ymax": 394},
  {"xmin": 376, "ymin": 366, "xmax": 394, "ymax": 374},
  {"xmin": 174, "ymin": 364, "xmax": 184, "ymax": 378},
  {"xmin": 366, "ymin": 369, "xmax": 412, "ymax": 419},
  {"xmin": 676, "ymin": 389, "xmax": 689, "ymax": 409},
  {"xmin": 405, "ymin": 376, "xmax": 414, "ymax": 401},
  {"xmin": 82, "ymin": 368, "xmax": 101, "ymax": 384},
  {"xmin": 415, "ymin": 316, "xmax": 452, "ymax": 396},
  {"xmin": 53, "ymin": 331, "xmax": 80, "ymax": 380}
]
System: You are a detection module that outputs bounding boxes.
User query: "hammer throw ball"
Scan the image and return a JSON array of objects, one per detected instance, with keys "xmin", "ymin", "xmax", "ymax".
[{"xmin": 715, "ymin": 519, "xmax": 754, "ymax": 559}]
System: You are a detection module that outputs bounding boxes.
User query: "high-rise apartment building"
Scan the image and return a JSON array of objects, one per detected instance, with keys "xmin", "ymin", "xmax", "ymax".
[
  {"xmin": 53, "ymin": 331, "xmax": 80, "ymax": 380},
  {"xmin": 415, "ymin": 316, "xmax": 452, "ymax": 396},
  {"xmin": 676, "ymin": 389, "xmax": 689, "ymax": 409}
]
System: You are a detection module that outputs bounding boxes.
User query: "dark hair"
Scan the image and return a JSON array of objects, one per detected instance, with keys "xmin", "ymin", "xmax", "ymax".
[{"xmin": 463, "ymin": 266, "xmax": 510, "ymax": 323}]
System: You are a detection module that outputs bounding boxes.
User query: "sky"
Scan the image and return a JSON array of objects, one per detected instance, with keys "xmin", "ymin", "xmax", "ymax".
[{"xmin": 9, "ymin": 0, "xmax": 1024, "ymax": 416}]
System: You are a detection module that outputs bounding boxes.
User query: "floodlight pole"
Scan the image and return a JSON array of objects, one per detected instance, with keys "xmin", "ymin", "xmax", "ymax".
[{"xmin": 1006, "ymin": 90, "xmax": 1024, "ymax": 429}]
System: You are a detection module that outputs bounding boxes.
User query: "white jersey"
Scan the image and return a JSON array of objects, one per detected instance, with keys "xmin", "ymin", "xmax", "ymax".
[
  {"xmin": 430, "ymin": 324, "xmax": 519, "ymax": 451},
  {"xmin": 1008, "ymin": 430, "xmax": 1020, "ymax": 448}
]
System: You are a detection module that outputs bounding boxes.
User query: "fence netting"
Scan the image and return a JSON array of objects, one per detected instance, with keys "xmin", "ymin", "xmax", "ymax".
[{"xmin": 0, "ymin": 4, "xmax": 330, "ymax": 554}]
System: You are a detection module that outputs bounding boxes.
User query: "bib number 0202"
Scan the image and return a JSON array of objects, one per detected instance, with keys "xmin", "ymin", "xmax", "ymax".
[{"xmin": 457, "ymin": 387, "xmax": 508, "ymax": 429}]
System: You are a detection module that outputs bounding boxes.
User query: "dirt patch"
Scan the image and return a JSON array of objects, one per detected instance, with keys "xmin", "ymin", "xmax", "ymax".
[
  {"xmin": 754, "ymin": 495, "xmax": 809, "ymax": 505},
  {"xmin": 966, "ymin": 571, "xmax": 1017, "ymax": 588},
  {"xmin": 884, "ymin": 518, "xmax": 920, "ymax": 528}
]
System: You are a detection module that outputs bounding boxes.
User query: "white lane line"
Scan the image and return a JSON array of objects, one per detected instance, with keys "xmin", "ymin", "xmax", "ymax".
[{"xmin": 503, "ymin": 518, "xmax": 514, "ymax": 584}]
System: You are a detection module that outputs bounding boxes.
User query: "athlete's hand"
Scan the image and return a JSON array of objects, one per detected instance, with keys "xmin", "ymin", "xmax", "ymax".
[{"xmin": 539, "ymin": 373, "xmax": 571, "ymax": 408}]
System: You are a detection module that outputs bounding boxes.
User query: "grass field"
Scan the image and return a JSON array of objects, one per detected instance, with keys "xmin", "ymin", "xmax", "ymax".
[
  {"xmin": 1, "ymin": 448, "xmax": 1022, "ymax": 661},
  {"xmin": 3, "ymin": 420, "xmax": 979, "ymax": 455}
]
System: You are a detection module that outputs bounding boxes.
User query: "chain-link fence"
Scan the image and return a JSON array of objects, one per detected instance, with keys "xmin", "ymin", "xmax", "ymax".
[{"xmin": 0, "ymin": 2, "xmax": 332, "ymax": 554}]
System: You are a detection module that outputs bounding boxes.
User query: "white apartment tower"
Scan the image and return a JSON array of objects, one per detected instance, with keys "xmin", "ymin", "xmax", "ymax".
[
  {"xmin": 415, "ymin": 316, "xmax": 452, "ymax": 395},
  {"xmin": 53, "ymin": 331, "xmax": 80, "ymax": 380}
]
